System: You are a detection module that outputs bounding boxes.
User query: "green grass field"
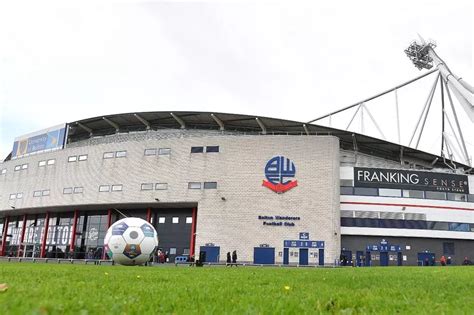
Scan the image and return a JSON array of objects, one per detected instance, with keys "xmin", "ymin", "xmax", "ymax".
[{"xmin": 0, "ymin": 263, "xmax": 473, "ymax": 314}]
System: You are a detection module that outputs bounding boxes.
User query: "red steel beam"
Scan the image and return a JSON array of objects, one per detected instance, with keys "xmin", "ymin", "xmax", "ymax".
[
  {"xmin": 0, "ymin": 216, "xmax": 10, "ymax": 256},
  {"xmin": 146, "ymin": 207, "xmax": 152, "ymax": 223},
  {"xmin": 40, "ymin": 212, "xmax": 50, "ymax": 258},
  {"xmin": 189, "ymin": 207, "xmax": 197, "ymax": 260},
  {"xmin": 70, "ymin": 210, "xmax": 79, "ymax": 257}
]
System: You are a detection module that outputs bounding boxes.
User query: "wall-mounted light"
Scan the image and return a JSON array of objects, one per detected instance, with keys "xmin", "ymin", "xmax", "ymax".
[
  {"xmin": 155, "ymin": 198, "xmax": 160, "ymax": 202},
  {"xmin": 221, "ymin": 197, "xmax": 226, "ymax": 201},
  {"xmin": 10, "ymin": 206, "xmax": 15, "ymax": 209}
]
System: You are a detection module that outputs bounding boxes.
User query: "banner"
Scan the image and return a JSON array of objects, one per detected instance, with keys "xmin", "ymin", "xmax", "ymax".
[
  {"xmin": 11, "ymin": 124, "xmax": 66, "ymax": 158},
  {"xmin": 354, "ymin": 167, "xmax": 469, "ymax": 193}
]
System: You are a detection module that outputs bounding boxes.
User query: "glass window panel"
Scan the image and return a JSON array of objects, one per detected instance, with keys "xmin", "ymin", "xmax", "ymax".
[
  {"xmin": 186, "ymin": 217, "xmax": 192, "ymax": 224},
  {"xmin": 425, "ymin": 191, "xmax": 446, "ymax": 200},
  {"xmin": 340, "ymin": 179, "xmax": 353, "ymax": 187},
  {"xmin": 38, "ymin": 161, "xmax": 47, "ymax": 167},
  {"xmin": 141, "ymin": 183, "xmax": 153, "ymax": 191},
  {"xmin": 402, "ymin": 190, "xmax": 424, "ymax": 199},
  {"xmin": 9, "ymin": 194, "xmax": 16, "ymax": 200},
  {"xmin": 172, "ymin": 217, "xmax": 179, "ymax": 224},
  {"xmin": 158, "ymin": 148, "xmax": 171, "ymax": 155},
  {"xmin": 1, "ymin": 169, "xmax": 6, "ymax": 174},
  {"xmin": 103, "ymin": 152, "xmax": 114, "ymax": 159},
  {"xmin": 115, "ymin": 151, "xmax": 127, "ymax": 158},
  {"xmin": 379, "ymin": 188, "xmax": 402, "ymax": 197},
  {"xmin": 155, "ymin": 183, "xmax": 168, "ymax": 190},
  {"xmin": 203, "ymin": 182, "xmax": 217, "ymax": 189},
  {"xmin": 190, "ymin": 146, "xmax": 204, "ymax": 153},
  {"xmin": 427, "ymin": 221, "xmax": 449, "ymax": 230},
  {"xmin": 205, "ymin": 146, "xmax": 219, "ymax": 153},
  {"xmin": 354, "ymin": 187, "xmax": 378, "ymax": 196},
  {"xmin": 443, "ymin": 242, "xmax": 455, "ymax": 255},
  {"xmin": 99, "ymin": 185, "xmax": 110, "ymax": 192},
  {"xmin": 111, "ymin": 184, "xmax": 123, "ymax": 192},
  {"xmin": 47, "ymin": 159, "xmax": 56, "ymax": 165},
  {"xmin": 14, "ymin": 165, "xmax": 21, "ymax": 171},
  {"xmin": 170, "ymin": 248, "xmax": 177, "ymax": 255},
  {"xmin": 78, "ymin": 155, "xmax": 88, "ymax": 161},
  {"xmin": 144, "ymin": 148, "xmax": 157, "ymax": 156},
  {"xmin": 188, "ymin": 182, "xmax": 201, "ymax": 189},
  {"xmin": 448, "ymin": 223, "xmax": 469, "ymax": 232},
  {"xmin": 63, "ymin": 187, "xmax": 73, "ymax": 194},
  {"xmin": 16, "ymin": 193, "xmax": 23, "ymax": 199},
  {"xmin": 340, "ymin": 186, "xmax": 353, "ymax": 195},
  {"xmin": 22, "ymin": 164, "xmax": 28, "ymax": 169},
  {"xmin": 42, "ymin": 190, "xmax": 50, "ymax": 196},
  {"xmin": 158, "ymin": 217, "xmax": 165, "ymax": 224},
  {"xmin": 468, "ymin": 194, "xmax": 474, "ymax": 202},
  {"xmin": 68, "ymin": 156, "xmax": 78, "ymax": 162},
  {"xmin": 33, "ymin": 191, "xmax": 42, "ymax": 197},
  {"xmin": 74, "ymin": 187, "xmax": 84, "ymax": 194},
  {"xmin": 447, "ymin": 193, "xmax": 467, "ymax": 202}
]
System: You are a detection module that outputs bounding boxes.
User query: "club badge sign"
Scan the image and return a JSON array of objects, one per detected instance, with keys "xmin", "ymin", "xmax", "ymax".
[
  {"xmin": 262, "ymin": 156, "xmax": 298, "ymax": 193},
  {"xmin": 354, "ymin": 167, "xmax": 469, "ymax": 193}
]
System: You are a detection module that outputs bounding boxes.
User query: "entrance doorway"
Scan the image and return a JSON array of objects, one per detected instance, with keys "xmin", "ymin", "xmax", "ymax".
[
  {"xmin": 299, "ymin": 248, "xmax": 308, "ymax": 265},
  {"xmin": 253, "ymin": 247, "xmax": 275, "ymax": 264}
]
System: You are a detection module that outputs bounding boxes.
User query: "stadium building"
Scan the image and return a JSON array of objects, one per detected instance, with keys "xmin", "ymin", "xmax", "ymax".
[{"xmin": 0, "ymin": 111, "xmax": 473, "ymax": 266}]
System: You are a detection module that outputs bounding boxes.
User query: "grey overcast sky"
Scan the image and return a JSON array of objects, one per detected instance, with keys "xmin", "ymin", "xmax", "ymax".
[{"xmin": 0, "ymin": 0, "xmax": 473, "ymax": 164}]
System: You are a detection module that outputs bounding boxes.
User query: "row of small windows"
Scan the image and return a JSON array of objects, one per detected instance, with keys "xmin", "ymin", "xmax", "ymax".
[
  {"xmin": 191, "ymin": 146, "xmax": 219, "ymax": 153},
  {"xmin": 141, "ymin": 183, "xmax": 168, "ymax": 191},
  {"xmin": 103, "ymin": 151, "xmax": 127, "ymax": 159},
  {"xmin": 99, "ymin": 184, "xmax": 123, "ymax": 192},
  {"xmin": 341, "ymin": 186, "xmax": 474, "ymax": 202},
  {"xmin": 33, "ymin": 190, "xmax": 50, "ymax": 197},
  {"xmin": 14, "ymin": 163, "xmax": 29, "ymax": 171},
  {"xmin": 188, "ymin": 182, "xmax": 217, "ymax": 189},
  {"xmin": 341, "ymin": 218, "xmax": 474, "ymax": 232},
  {"xmin": 9, "ymin": 193, "xmax": 23, "ymax": 200},
  {"xmin": 158, "ymin": 217, "xmax": 193, "ymax": 224},
  {"xmin": 144, "ymin": 148, "xmax": 171, "ymax": 156},
  {"xmin": 68, "ymin": 155, "xmax": 88, "ymax": 162},
  {"xmin": 38, "ymin": 159, "xmax": 56, "ymax": 167},
  {"xmin": 63, "ymin": 187, "xmax": 84, "ymax": 194}
]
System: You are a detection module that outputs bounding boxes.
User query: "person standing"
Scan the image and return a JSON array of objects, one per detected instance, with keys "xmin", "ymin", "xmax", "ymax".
[
  {"xmin": 232, "ymin": 250, "xmax": 237, "ymax": 266},
  {"xmin": 226, "ymin": 252, "xmax": 231, "ymax": 266},
  {"xmin": 440, "ymin": 255, "xmax": 447, "ymax": 266}
]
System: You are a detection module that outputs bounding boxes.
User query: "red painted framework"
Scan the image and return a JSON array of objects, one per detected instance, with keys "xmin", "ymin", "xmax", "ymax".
[
  {"xmin": 0, "ymin": 216, "xmax": 10, "ymax": 256},
  {"xmin": 70, "ymin": 210, "xmax": 79, "ymax": 256},
  {"xmin": 189, "ymin": 207, "xmax": 197, "ymax": 259},
  {"xmin": 146, "ymin": 207, "xmax": 152, "ymax": 223},
  {"xmin": 40, "ymin": 212, "xmax": 50, "ymax": 258},
  {"xmin": 17, "ymin": 214, "xmax": 27, "ymax": 257},
  {"xmin": 341, "ymin": 201, "xmax": 474, "ymax": 211}
]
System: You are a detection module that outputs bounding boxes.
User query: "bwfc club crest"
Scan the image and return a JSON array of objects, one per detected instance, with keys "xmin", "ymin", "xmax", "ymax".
[{"xmin": 262, "ymin": 156, "xmax": 298, "ymax": 194}]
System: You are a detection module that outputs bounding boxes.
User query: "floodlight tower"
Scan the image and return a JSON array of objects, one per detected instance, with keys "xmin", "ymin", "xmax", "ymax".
[{"xmin": 405, "ymin": 36, "xmax": 473, "ymax": 167}]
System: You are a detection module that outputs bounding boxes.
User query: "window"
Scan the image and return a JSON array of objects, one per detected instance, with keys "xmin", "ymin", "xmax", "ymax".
[
  {"xmin": 68, "ymin": 156, "xmax": 78, "ymax": 162},
  {"xmin": 379, "ymin": 188, "xmax": 402, "ymax": 197},
  {"xmin": 447, "ymin": 193, "xmax": 467, "ymax": 202},
  {"xmin": 9, "ymin": 194, "xmax": 16, "ymax": 200},
  {"xmin": 47, "ymin": 159, "xmax": 55, "ymax": 165},
  {"xmin": 206, "ymin": 146, "xmax": 219, "ymax": 153},
  {"xmin": 186, "ymin": 217, "xmax": 193, "ymax": 224},
  {"xmin": 183, "ymin": 248, "xmax": 190, "ymax": 255},
  {"xmin": 191, "ymin": 146, "xmax": 204, "ymax": 153},
  {"xmin": 172, "ymin": 217, "xmax": 179, "ymax": 224},
  {"xmin": 354, "ymin": 187, "xmax": 378, "ymax": 196},
  {"xmin": 155, "ymin": 183, "xmax": 168, "ymax": 190},
  {"xmin": 144, "ymin": 148, "xmax": 157, "ymax": 156},
  {"xmin": 63, "ymin": 187, "xmax": 73, "ymax": 194},
  {"xmin": 103, "ymin": 152, "xmax": 114, "ymax": 159},
  {"xmin": 38, "ymin": 160, "xmax": 47, "ymax": 167},
  {"xmin": 158, "ymin": 148, "xmax": 171, "ymax": 155},
  {"xmin": 42, "ymin": 190, "xmax": 50, "ymax": 196},
  {"xmin": 448, "ymin": 223, "xmax": 470, "ymax": 232},
  {"xmin": 141, "ymin": 183, "xmax": 153, "ymax": 191},
  {"xmin": 169, "ymin": 248, "xmax": 177, "ymax": 255},
  {"xmin": 402, "ymin": 190, "xmax": 424, "ymax": 199},
  {"xmin": 111, "ymin": 184, "xmax": 123, "ymax": 192},
  {"xmin": 78, "ymin": 155, "xmax": 88, "ymax": 161},
  {"xmin": 115, "ymin": 151, "xmax": 127, "ymax": 158},
  {"xmin": 340, "ymin": 187, "xmax": 354, "ymax": 195},
  {"xmin": 340, "ymin": 179, "xmax": 353, "ymax": 187},
  {"xmin": 99, "ymin": 185, "xmax": 110, "ymax": 192},
  {"xmin": 443, "ymin": 242, "xmax": 455, "ymax": 255},
  {"xmin": 204, "ymin": 182, "xmax": 217, "ymax": 189},
  {"xmin": 468, "ymin": 194, "xmax": 474, "ymax": 203},
  {"xmin": 188, "ymin": 182, "xmax": 201, "ymax": 189},
  {"xmin": 33, "ymin": 191, "xmax": 42, "ymax": 197},
  {"xmin": 74, "ymin": 187, "xmax": 84, "ymax": 194},
  {"xmin": 22, "ymin": 164, "xmax": 28, "ymax": 170},
  {"xmin": 158, "ymin": 217, "xmax": 166, "ymax": 224},
  {"xmin": 1, "ymin": 169, "xmax": 6, "ymax": 174},
  {"xmin": 14, "ymin": 165, "xmax": 21, "ymax": 171},
  {"xmin": 425, "ymin": 191, "xmax": 446, "ymax": 200},
  {"xmin": 16, "ymin": 193, "xmax": 23, "ymax": 199}
]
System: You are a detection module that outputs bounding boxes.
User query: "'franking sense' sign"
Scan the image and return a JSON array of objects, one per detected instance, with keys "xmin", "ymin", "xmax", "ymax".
[{"xmin": 354, "ymin": 167, "xmax": 469, "ymax": 193}]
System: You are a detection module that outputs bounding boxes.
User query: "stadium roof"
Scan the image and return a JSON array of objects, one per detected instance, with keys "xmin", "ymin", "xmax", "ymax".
[{"xmin": 65, "ymin": 111, "xmax": 472, "ymax": 174}]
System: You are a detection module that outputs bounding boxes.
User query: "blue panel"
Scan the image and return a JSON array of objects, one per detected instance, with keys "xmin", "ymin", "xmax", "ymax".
[
  {"xmin": 253, "ymin": 247, "xmax": 275, "ymax": 264},
  {"xmin": 283, "ymin": 240, "xmax": 324, "ymax": 248},
  {"xmin": 200, "ymin": 246, "xmax": 220, "ymax": 263},
  {"xmin": 380, "ymin": 252, "xmax": 389, "ymax": 266},
  {"xmin": 299, "ymin": 248, "xmax": 308, "ymax": 265},
  {"xmin": 397, "ymin": 252, "xmax": 403, "ymax": 266},
  {"xmin": 283, "ymin": 248, "xmax": 289, "ymax": 265},
  {"xmin": 318, "ymin": 249, "xmax": 324, "ymax": 266}
]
